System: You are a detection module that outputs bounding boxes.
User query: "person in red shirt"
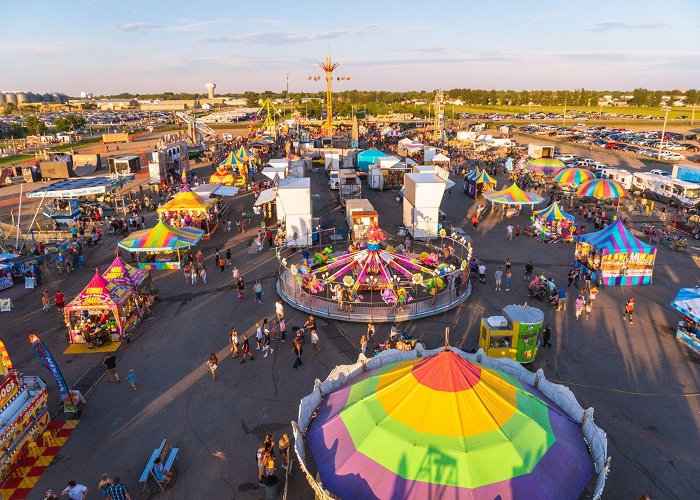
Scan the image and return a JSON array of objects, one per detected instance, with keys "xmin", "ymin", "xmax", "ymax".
[
  {"xmin": 54, "ymin": 290, "xmax": 65, "ymax": 311},
  {"xmin": 471, "ymin": 215, "xmax": 478, "ymax": 231},
  {"xmin": 624, "ymin": 297, "xmax": 635, "ymax": 325}
]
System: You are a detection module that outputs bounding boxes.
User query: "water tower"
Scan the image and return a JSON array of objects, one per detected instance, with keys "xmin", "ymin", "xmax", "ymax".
[{"xmin": 205, "ymin": 82, "xmax": 216, "ymax": 99}]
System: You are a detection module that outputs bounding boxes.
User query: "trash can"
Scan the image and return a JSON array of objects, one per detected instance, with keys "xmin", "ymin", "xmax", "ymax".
[{"xmin": 263, "ymin": 475, "xmax": 279, "ymax": 499}]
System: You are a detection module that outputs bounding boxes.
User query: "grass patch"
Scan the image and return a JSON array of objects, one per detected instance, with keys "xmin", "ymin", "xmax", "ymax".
[{"xmin": 448, "ymin": 104, "xmax": 694, "ymax": 120}]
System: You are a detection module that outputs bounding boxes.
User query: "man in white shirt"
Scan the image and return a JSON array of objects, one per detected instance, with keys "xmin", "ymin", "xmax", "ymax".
[
  {"xmin": 506, "ymin": 224, "xmax": 514, "ymax": 241},
  {"xmin": 275, "ymin": 299, "xmax": 284, "ymax": 320},
  {"xmin": 478, "ymin": 263, "xmax": 487, "ymax": 284},
  {"xmin": 62, "ymin": 481, "xmax": 88, "ymax": 500}
]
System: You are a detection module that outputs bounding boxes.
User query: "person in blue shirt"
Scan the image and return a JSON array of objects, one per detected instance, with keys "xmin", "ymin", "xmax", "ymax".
[{"xmin": 152, "ymin": 457, "xmax": 172, "ymax": 489}]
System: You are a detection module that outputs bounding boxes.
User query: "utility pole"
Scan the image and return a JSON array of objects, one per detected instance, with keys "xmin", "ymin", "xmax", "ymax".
[
  {"xmin": 285, "ymin": 73, "xmax": 290, "ymax": 96},
  {"xmin": 562, "ymin": 94, "xmax": 567, "ymax": 127},
  {"xmin": 692, "ymin": 103, "xmax": 696, "ymax": 126},
  {"xmin": 658, "ymin": 107, "xmax": 670, "ymax": 160}
]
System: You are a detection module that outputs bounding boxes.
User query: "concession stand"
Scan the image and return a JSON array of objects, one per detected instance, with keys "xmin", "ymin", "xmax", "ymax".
[
  {"xmin": 575, "ymin": 219, "xmax": 656, "ymax": 286},
  {"xmin": 157, "ymin": 184, "xmax": 219, "ymax": 237},
  {"xmin": 102, "ymin": 255, "xmax": 155, "ymax": 311},
  {"xmin": 64, "ymin": 272, "xmax": 141, "ymax": 346}
]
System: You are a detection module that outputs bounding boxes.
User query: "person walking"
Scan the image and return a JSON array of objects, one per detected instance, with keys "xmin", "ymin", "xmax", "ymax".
[
  {"xmin": 41, "ymin": 288, "xmax": 51, "ymax": 312},
  {"xmin": 126, "ymin": 369, "xmax": 136, "ymax": 391},
  {"xmin": 199, "ymin": 265, "xmax": 207, "ymax": 285},
  {"xmin": 541, "ymin": 323, "xmax": 552, "ymax": 348},
  {"xmin": 98, "ymin": 473, "xmax": 112, "ymax": 497},
  {"xmin": 514, "ymin": 224, "xmax": 521, "ymax": 240},
  {"xmin": 279, "ymin": 317, "xmax": 287, "ymax": 342},
  {"xmin": 624, "ymin": 297, "xmax": 635, "ymax": 324},
  {"xmin": 240, "ymin": 333, "xmax": 254, "ymax": 363},
  {"xmin": 524, "ymin": 261, "xmax": 533, "ymax": 281},
  {"xmin": 183, "ymin": 264, "xmax": 190, "ymax": 285},
  {"xmin": 218, "ymin": 255, "xmax": 226, "ymax": 274},
  {"xmin": 54, "ymin": 290, "xmax": 65, "ymax": 313},
  {"xmin": 494, "ymin": 267, "xmax": 503, "ymax": 291},
  {"xmin": 225, "ymin": 248, "xmax": 232, "ymax": 267},
  {"xmin": 275, "ymin": 299, "xmax": 285, "ymax": 320},
  {"xmin": 575, "ymin": 295, "xmax": 585, "ymax": 320},
  {"xmin": 471, "ymin": 214, "xmax": 478, "ymax": 231},
  {"xmin": 254, "ymin": 280, "xmax": 263, "ymax": 303},
  {"xmin": 230, "ymin": 327, "xmax": 239, "ymax": 358},
  {"xmin": 262, "ymin": 325, "xmax": 274, "ymax": 358},
  {"xmin": 505, "ymin": 269, "xmax": 513, "ymax": 292},
  {"xmin": 237, "ymin": 277, "xmax": 245, "ymax": 301},
  {"xmin": 506, "ymin": 224, "xmax": 514, "ymax": 241},
  {"xmin": 279, "ymin": 434, "xmax": 290, "ymax": 471},
  {"xmin": 207, "ymin": 353, "xmax": 218, "ymax": 381},
  {"xmin": 107, "ymin": 476, "xmax": 131, "ymax": 500},
  {"xmin": 360, "ymin": 334, "xmax": 368, "ymax": 355},
  {"xmin": 61, "ymin": 481, "xmax": 88, "ymax": 500},
  {"xmin": 310, "ymin": 329, "xmax": 320, "ymax": 354},
  {"xmin": 292, "ymin": 338, "xmax": 303, "ymax": 369},
  {"xmin": 190, "ymin": 265, "xmax": 198, "ymax": 286},
  {"xmin": 232, "ymin": 266, "xmax": 239, "ymax": 281},
  {"xmin": 567, "ymin": 268, "xmax": 575, "ymax": 288},
  {"xmin": 478, "ymin": 262, "xmax": 486, "ymax": 284},
  {"xmin": 103, "ymin": 354, "xmax": 119, "ymax": 382},
  {"xmin": 255, "ymin": 322, "xmax": 263, "ymax": 350},
  {"xmin": 585, "ymin": 297, "xmax": 593, "ymax": 320}
]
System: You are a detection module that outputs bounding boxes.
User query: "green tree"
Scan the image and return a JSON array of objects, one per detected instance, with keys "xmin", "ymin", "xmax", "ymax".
[
  {"xmin": 55, "ymin": 113, "xmax": 85, "ymax": 132},
  {"xmin": 3, "ymin": 103, "xmax": 18, "ymax": 116},
  {"xmin": 23, "ymin": 115, "xmax": 47, "ymax": 136}
]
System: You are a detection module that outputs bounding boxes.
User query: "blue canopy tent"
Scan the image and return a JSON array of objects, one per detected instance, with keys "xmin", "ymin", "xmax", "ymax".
[
  {"xmin": 357, "ymin": 149, "xmax": 389, "ymax": 173},
  {"xmin": 672, "ymin": 287, "xmax": 700, "ymax": 353}
]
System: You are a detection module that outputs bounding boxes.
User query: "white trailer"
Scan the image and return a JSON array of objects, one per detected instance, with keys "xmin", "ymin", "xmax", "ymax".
[
  {"xmin": 527, "ymin": 144, "xmax": 555, "ymax": 159},
  {"xmin": 600, "ymin": 168, "xmax": 633, "ymax": 189},
  {"xmin": 403, "ymin": 173, "xmax": 445, "ymax": 240},
  {"xmin": 276, "ymin": 177, "xmax": 313, "ymax": 247}
]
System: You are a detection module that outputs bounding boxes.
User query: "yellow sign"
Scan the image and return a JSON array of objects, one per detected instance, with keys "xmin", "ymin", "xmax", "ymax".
[
  {"xmin": 104, "ymin": 267, "xmax": 124, "ymax": 280},
  {"xmin": 85, "ymin": 287, "xmax": 104, "ymax": 295}
]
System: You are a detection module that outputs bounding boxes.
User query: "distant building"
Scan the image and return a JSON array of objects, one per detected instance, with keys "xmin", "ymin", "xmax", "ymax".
[
  {"xmin": 597, "ymin": 95, "xmax": 633, "ymax": 107},
  {"xmin": 1, "ymin": 90, "xmax": 67, "ymax": 107},
  {"xmin": 79, "ymin": 91, "xmax": 94, "ymax": 99},
  {"xmin": 69, "ymin": 98, "xmax": 137, "ymax": 110},
  {"xmin": 139, "ymin": 100, "xmax": 191, "ymax": 111}
]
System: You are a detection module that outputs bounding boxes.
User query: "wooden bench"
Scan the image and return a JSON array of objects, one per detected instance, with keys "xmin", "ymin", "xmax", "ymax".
[{"xmin": 139, "ymin": 439, "xmax": 179, "ymax": 493}]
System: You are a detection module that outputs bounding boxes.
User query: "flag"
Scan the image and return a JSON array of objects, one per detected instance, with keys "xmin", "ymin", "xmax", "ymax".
[{"xmin": 28, "ymin": 334, "xmax": 69, "ymax": 399}]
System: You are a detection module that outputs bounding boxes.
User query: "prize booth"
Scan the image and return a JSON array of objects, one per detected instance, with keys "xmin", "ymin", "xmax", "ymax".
[
  {"xmin": 118, "ymin": 220, "xmax": 204, "ymax": 270},
  {"xmin": 575, "ymin": 219, "xmax": 656, "ymax": 286},
  {"xmin": 483, "ymin": 183, "xmax": 544, "ymax": 218},
  {"xmin": 671, "ymin": 287, "xmax": 700, "ymax": 354},
  {"xmin": 65, "ymin": 272, "xmax": 142, "ymax": 346},
  {"xmin": 479, "ymin": 305, "xmax": 544, "ymax": 363},
  {"xmin": 157, "ymin": 184, "xmax": 219, "ymax": 237},
  {"xmin": 103, "ymin": 255, "xmax": 155, "ymax": 311},
  {"xmin": 0, "ymin": 340, "xmax": 50, "ymax": 485},
  {"xmin": 531, "ymin": 201, "xmax": 576, "ymax": 241},
  {"xmin": 464, "ymin": 169, "xmax": 497, "ymax": 199}
]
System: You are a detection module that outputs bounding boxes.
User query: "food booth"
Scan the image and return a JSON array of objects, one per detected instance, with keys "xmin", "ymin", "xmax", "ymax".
[
  {"xmin": 671, "ymin": 287, "xmax": 700, "ymax": 354},
  {"xmin": 102, "ymin": 255, "xmax": 155, "ymax": 311},
  {"xmin": 157, "ymin": 184, "xmax": 219, "ymax": 237},
  {"xmin": 479, "ymin": 304, "xmax": 544, "ymax": 363},
  {"xmin": 118, "ymin": 220, "xmax": 205, "ymax": 270},
  {"xmin": 575, "ymin": 219, "xmax": 656, "ymax": 286},
  {"xmin": 64, "ymin": 272, "xmax": 142, "ymax": 346},
  {"xmin": 0, "ymin": 340, "xmax": 49, "ymax": 484},
  {"xmin": 531, "ymin": 201, "xmax": 576, "ymax": 241},
  {"xmin": 483, "ymin": 182, "xmax": 544, "ymax": 218},
  {"xmin": 463, "ymin": 169, "xmax": 497, "ymax": 199}
]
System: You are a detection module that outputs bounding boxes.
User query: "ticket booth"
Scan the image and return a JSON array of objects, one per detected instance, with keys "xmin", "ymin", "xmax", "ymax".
[{"xmin": 479, "ymin": 305, "xmax": 544, "ymax": 363}]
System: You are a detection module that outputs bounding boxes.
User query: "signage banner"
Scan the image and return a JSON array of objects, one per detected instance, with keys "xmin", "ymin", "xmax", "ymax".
[
  {"xmin": 0, "ymin": 339, "xmax": 14, "ymax": 375},
  {"xmin": 29, "ymin": 334, "xmax": 69, "ymax": 399},
  {"xmin": 0, "ymin": 372, "xmax": 20, "ymax": 408},
  {"xmin": 0, "ymin": 387, "xmax": 48, "ymax": 452}
]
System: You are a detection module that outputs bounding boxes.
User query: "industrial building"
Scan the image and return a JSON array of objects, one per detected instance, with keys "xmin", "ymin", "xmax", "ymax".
[{"xmin": 0, "ymin": 91, "xmax": 67, "ymax": 107}]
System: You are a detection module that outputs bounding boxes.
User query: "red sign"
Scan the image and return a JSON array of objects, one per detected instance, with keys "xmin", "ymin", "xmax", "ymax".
[{"xmin": 0, "ymin": 372, "xmax": 20, "ymax": 409}]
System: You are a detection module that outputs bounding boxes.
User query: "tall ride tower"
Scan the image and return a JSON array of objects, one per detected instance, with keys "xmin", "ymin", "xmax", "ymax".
[{"xmin": 309, "ymin": 52, "xmax": 350, "ymax": 136}]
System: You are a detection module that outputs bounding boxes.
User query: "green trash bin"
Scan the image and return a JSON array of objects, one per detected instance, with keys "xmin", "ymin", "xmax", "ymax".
[{"xmin": 263, "ymin": 474, "xmax": 279, "ymax": 499}]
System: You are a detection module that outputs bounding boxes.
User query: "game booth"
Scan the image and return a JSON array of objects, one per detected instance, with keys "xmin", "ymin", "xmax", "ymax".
[
  {"xmin": 64, "ymin": 271, "xmax": 142, "ymax": 347},
  {"xmin": 118, "ymin": 220, "xmax": 205, "ymax": 270},
  {"xmin": 530, "ymin": 201, "xmax": 576, "ymax": 241},
  {"xmin": 671, "ymin": 287, "xmax": 700, "ymax": 354},
  {"xmin": 103, "ymin": 255, "xmax": 155, "ymax": 311},
  {"xmin": 464, "ymin": 169, "xmax": 497, "ymax": 199},
  {"xmin": 575, "ymin": 219, "xmax": 656, "ymax": 286},
  {"xmin": 0, "ymin": 339, "xmax": 50, "ymax": 485},
  {"xmin": 157, "ymin": 184, "xmax": 220, "ymax": 237},
  {"xmin": 483, "ymin": 182, "xmax": 545, "ymax": 218},
  {"xmin": 479, "ymin": 304, "xmax": 544, "ymax": 363}
]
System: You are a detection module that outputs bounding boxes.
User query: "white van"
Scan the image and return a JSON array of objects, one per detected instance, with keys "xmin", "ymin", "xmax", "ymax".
[{"xmin": 329, "ymin": 171, "xmax": 339, "ymax": 190}]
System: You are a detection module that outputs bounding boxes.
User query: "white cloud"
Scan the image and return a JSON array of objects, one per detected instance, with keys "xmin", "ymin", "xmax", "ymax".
[
  {"xmin": 203, "ymin": 25, "xmax": 381, "ymax": 45},
  {"xmin": 116, "ymin": 20, "xmax": 228, "ymax": 34},
  {"xmin": 587, "ymin": 20, "xmax": 698, "ymax": 32}
]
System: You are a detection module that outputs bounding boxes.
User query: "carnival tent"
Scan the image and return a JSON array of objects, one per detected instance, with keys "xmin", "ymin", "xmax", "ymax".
[
  {"xmin": 431, "ymin": 152, "xmax": 450, "ymax": 164},
  {"xmin": 575, "ymin": 219, "xmax": 656, "ymax": 286},
  {"xmin": 235, "ymin": 146, "xmax": 251, "ymax": 162},
  {"xmin": 118, "ymin": 220, "xmax": 204, "ymax": 252},
  {"xmin": 576, "ymin": 179, "xmax": 627, "ymax": 199},
  {"xmin": 534, "ymin": 201, "xmax": 575, "ymax": 221},
  {"xmin": 483, "ymin": 183, "xmax": 545, "ymax": 205},
  {"xmin": 102, "ymin": 255, "xmax": 149, "ymax": 290},
  {"xmin": 209, "ymin": 166, "xmax": 235, "ymax": 186},
  {"xmin": 464, "ymin": 169, "xmax": 497, "ymax": 198},
  {"xmin": 524, "ymin": 158, "xmax": 565, "ymax": 173},
  {"xmin": 474, "ymin": 169, "xmax": 497, "ymax": 185},
  {"xmin": 555, "ymin": 167, "xmax": 595, "ymax": 186},
  {"xmin": 357, "ymin": 149, "xmax": 389, "ymax": 173},
  {"xmin": 671, "ymin": 287, "xmax": 700, "ymax": 324},
  {"xmin": 304, "ymin": 349, "xmax": 597, "ymax": 499},
  {"xmin": 219, "ymin": 152, "xmax": 244, "ymax": 169},
  {"xmin": 157, "ymin": 185, "xmax": 214, "ymax": 214}
]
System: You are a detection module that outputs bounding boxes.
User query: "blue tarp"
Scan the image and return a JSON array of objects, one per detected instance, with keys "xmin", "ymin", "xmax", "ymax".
[
  {"xmin": 671, "ymin": 287, "xmax": 700, "ymax": 324},
  {"xmin": 357, "ymin": 149, "xmax": 389, "ymax": 173}
]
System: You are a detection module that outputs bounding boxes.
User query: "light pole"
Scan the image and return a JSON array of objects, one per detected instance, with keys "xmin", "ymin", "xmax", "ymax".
[
  {"xmin": 692, "ymin": 103, "xmax": 696, "ymax": 126},
  {"xmin": 657, "ymin": 107, "xmax": 670, "ymax": 160}
]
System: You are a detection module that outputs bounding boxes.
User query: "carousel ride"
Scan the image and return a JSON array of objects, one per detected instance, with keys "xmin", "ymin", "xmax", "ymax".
[{"xmin": 276, "ymin": 221, "xmax": 473, "ymax": 322}]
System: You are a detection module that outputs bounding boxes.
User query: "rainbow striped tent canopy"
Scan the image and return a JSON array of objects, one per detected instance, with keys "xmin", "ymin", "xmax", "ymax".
[
  {"xmin": 576, "ymin": 179, "xmax": 627, "ymax": 199},
  {"xmin": 555, "ymin": 167, "xmax": 595, "ymax": 186},
  {"xmin": 306, "ymin": 350, "xmax": 596, "ymax": 499},
  {"xmin": 577, "ymin": 218, "xmax": 654, "ymax": 255},
  {"xmin": 524, "ymin": 158, "xmax": 565, "ymax": 173},
  {"xmin": 118, "ymin": 220, "xmax": 204, "ymax": 252},
  {"xmin": 483, "ymin": 183, "xmax": 545, "ymax": 205},
  {"xmin": 534, "ymin": 201, "xmax": 575, "ymax": 222}
]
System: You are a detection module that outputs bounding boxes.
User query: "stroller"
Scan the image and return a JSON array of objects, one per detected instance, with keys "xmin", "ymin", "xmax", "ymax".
[{"xmin": 528, "ymin": 279, "xmax": 547, "ymax": 302}]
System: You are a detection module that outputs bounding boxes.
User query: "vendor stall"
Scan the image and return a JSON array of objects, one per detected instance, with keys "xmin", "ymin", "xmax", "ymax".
[
  {"xmin": 531, "ymin": 201, "xmax": 576, "ymax": 241},
  {"xmin": 209, "ymin": 166, "xmax": 235, "ymax": 186},
  {"xmin": 671, "ymin": 287, "xmax": 700, "ymax": 354},
  {"xmin": 157, "ymin": 184, "xmax": 219, "ymax": 236},
  {"xmin": 118, "ymin": 220, "xmax": 205, "ymax": 270},
  {"xmin": 483, "ymin": 182, "xmax": 544, "ymax": 218},
  {"xmin": 479, "ymin": 304, "xmax": 544, "ymax": 363},
  {"xmin": 64, "ymin": 271, "xmax": 141, "ymax": 346},
  {"xmin": 0, "ymin": 340, "xmax": 49, "ymax": 484},
  {"xmin": 102, "ymin": 255, "xmax": 154, "ymax": 312},
  {"xmin": 0, "ymin": 263, "xmax": 13, "ymax": 291},
  {"xmin": 575, "ymin": 219, "xmax": 656, "ymax": 286},
  {"xmin": 219, "ymin": 152, "xmax": 248, "ymax": 186}
]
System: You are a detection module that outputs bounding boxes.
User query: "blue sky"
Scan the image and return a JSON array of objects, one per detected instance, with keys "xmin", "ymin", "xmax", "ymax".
[{"xmin": 2, "ymin": 0, "xmax": 699, "ymax": 95}]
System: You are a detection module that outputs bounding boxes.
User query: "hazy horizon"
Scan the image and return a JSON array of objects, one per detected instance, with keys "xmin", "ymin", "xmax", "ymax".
[{"xmin": 3, "ymin": 0, "xmax": 699, "ymax": 95}]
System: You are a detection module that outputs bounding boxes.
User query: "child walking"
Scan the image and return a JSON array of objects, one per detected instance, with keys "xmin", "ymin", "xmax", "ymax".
[
  {"xmin": 127, "ymin": 369, "xmax": 137, "ymax": 391},
  {"xmin": 207, "ymin": 353, "xmax": 218, "ymax": 380}
]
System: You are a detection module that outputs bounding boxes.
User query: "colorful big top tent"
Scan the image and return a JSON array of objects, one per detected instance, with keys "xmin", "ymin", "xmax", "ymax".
[
  {"xmin": 534, "ymin": 201, "xmax": 575, "ymax": 222},
  {"xmin": 483, "ymin": 183, "xmax": 545, "ymax": 205},
  {"xmin": 102, "ymin": 255, "xmax": 150, "ymax": 291},
  {"xmin": 157, "ymin": 186, "xmax": 213, "ymax": 213},
  {"xmin": 524, "ymin": 158, "xmax": 565, "ymax": 173},
  {"xmin": 533, "ymin": 201, "xmax": 576, "ymax": 241},
  {"xmin": 555, "ymin": 167, "xmax": 595, "ymax": 187},
  {"xmin": 209, "ymin": 166, "xmax": 235, "ymax": 186},
  {"xmin": 464, "ymin": 169, "xmax": 497, "ymax": 198},
  {"xmin": 298, "ymin": 348, "xmax": 607, "ymax": 499},
  {"xmin": 575, "ymin": 218, "xmax": 656, "ymax": 286},
  {"xmin": 118, "ymin": 220, "xmax": 204, "ymax": 270},
  {"xmin": 219, "ymin": 152, "xmax": 247, "ymax": 185}
]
